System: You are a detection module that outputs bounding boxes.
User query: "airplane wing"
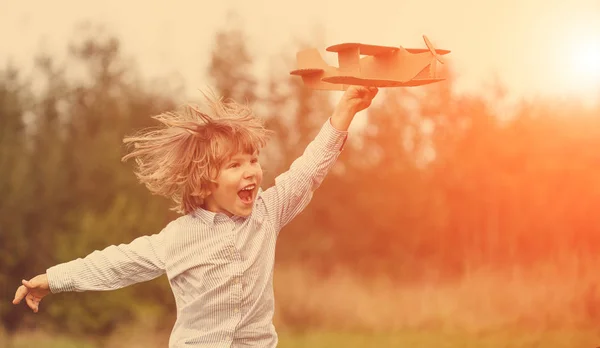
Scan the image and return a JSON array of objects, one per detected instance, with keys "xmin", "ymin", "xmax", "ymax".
[
  {"xmin": 321, "ymin": 75, "xmax": 446, "ymax": 87},
  {"xmin": 401, "ymin": 78, "xmax": 446, "ymax": 86},
  {"xmin": 405, "ymin": 48, "xmax": 451, "ymax": 55},
  {"xmin": 290, "ymin": 68, "xmax": 325, "ymax": 76},
  {"xmin": 326, "ymin": 43, "xmax": 399, "ymax": 56}
]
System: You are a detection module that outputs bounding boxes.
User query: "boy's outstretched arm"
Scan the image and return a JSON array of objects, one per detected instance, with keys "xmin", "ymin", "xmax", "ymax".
[
  {"xmin": 263, "ymin": 86, "xmax": 378, "ymax": 229},
  {"xmin": 13, "ymin": 229, "xmax": 168, "ymax": 313}
]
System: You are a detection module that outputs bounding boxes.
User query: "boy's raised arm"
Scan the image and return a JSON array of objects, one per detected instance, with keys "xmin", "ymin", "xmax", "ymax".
[
  {"xmin": 13, "ymin": 228, "xmax": 168, "ymax": 313},
  {"xmin": 262, "ymin": 86, "xmax": 378, "ymax": 229}
]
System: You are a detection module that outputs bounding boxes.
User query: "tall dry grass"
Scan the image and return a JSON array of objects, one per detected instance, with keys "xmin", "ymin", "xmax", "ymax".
[
  {"xmin": 3, "ymin": 257, "xmax": 600, "ymax": 348},
  {"xmin": 273, "ymin": 256, "xmax": 600, "ymax": 334}
]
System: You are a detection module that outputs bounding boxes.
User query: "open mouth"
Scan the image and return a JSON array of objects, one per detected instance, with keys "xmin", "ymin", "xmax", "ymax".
[{"xmin": 237, "ymin": 184, "xmax": 256, "ymax": 205}]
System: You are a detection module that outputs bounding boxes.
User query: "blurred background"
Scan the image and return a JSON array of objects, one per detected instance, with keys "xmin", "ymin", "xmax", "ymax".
[{"xmin": 1, "ymin": 0, "xmax": 600, "ymax": 347}]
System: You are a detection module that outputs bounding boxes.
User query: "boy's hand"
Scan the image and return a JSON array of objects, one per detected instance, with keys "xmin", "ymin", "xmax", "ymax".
[
  {"xmin": 331, "ymin": 85, "xmax": 379, "ymax": 131},
  {"xmin": 13, "ymin": 274, "xmax": 50, "ymax": 313},
  {"xmin": 340, "ymin": 85, "xmax": 379, "ymax": 114}
]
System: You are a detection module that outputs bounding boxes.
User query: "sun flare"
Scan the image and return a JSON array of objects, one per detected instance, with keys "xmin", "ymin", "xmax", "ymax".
[
  {"xmin": 557, "ymin": 17, "xmax": 600, "ymax": 101},
  {"xmin": 570, "ymin": 40, "xmax": 600, "ymax": 84}
]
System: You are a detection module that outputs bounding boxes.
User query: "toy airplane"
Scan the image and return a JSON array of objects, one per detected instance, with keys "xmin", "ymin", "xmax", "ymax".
[{"xmin": 290, "ymin": 35, "xmax": 451, "ymax": 90}]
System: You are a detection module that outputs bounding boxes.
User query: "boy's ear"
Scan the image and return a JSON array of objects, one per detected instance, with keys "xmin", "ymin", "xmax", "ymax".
[{"xmin": 191, "ymin": 187, "xmax": 212, "ymax": 198}]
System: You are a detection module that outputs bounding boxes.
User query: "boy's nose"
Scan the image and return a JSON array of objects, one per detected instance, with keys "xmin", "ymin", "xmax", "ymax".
[{"xmin": 243, "ymin": 168, "xmax": 256, "ymax": 178}]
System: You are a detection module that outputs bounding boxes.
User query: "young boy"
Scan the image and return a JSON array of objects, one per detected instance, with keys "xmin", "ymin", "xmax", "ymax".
[{"xmin": 13, "ymin": 85, "xmax": 379, "ymax": 347}]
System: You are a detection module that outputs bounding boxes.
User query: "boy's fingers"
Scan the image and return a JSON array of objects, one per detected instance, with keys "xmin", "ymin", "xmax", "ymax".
[
  {"xmin": 25, "ymin": 296, "xmax": 35, "ymax": 311},
  {"xmin": 368, "ymin": 87, "xmax": 378, "ymax": 99},
  {"xmin": 13, "ymin": 285, "xmax": 28, "ymax": 304},
  {"xmin": 25, "ymin": 295, "xmax": 38, "ymax": 313},
  {"xmin": 22, "ymin": 278, "xmax": 46, "ymax": 290}
]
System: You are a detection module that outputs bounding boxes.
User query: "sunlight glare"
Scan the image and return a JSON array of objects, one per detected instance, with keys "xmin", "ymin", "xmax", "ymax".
[{"xmin": 571, "ymin": 40, "xmax": 600, "ymax": 82}]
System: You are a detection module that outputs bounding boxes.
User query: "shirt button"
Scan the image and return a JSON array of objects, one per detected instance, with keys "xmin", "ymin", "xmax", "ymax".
[
  {"xmin": 234, "ymin": 308, "xmax": 239, "ymax": 313},
  {"xmin": 226, "ymin": 335, "xmax": 231, "ymax": 340}
]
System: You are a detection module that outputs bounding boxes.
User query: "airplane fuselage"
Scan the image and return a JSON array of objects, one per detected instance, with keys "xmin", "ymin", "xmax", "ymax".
[{"xmin": 358, "ymin": 49, "xmax": 433, "ymax": 82}]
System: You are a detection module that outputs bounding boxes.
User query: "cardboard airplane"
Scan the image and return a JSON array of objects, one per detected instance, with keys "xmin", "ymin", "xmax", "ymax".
[{"xmin": 290, "ymin": 35, "xmax": 451, "ymax": 90}]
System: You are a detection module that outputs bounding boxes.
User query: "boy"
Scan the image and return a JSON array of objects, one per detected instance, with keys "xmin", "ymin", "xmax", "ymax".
[{"xmin": 13, "ymin": 85, "xmax": 379, "ymax": 347}]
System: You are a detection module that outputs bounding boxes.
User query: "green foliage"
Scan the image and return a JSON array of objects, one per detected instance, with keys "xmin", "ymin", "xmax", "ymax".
[
  {"xmin": 0, "ymin": 65, "xmax": 36, "ymax": 333},
  {"xmin": 0, "ymin": 29, "xmax": 177, "ymax": 335}
]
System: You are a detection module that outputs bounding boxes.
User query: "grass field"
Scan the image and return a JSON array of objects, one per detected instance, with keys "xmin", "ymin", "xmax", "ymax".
[
  {"xmin": 3, "ymin": 330, "xmax": 600, "ymax": 348},
  {"xmin": 4, "ymin": 262, "xmax": 600, "ymax": 347},
  {"xmin": 279, "ymin": 330, "xmax": 600, "ymax": 348}
]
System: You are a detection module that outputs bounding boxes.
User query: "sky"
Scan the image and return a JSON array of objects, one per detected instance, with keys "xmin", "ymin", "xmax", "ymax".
[{"xmin": 1, "ymin": 0, "xmax": 599, "ymax": 105}]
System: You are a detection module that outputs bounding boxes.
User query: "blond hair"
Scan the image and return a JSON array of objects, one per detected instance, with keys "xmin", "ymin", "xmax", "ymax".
[{"xmin": 122, "ymin": 91, "xmax": 272, "ymax": 215}]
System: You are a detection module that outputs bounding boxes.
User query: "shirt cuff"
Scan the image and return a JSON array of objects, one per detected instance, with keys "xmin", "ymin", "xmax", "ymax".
[
  {"xmin": 316, "ymin": 117, "xmax": 349, "ymax": 152},
  {"xmin": 46, "ymin": 262, "xmax": 77, "ymax": 293}
]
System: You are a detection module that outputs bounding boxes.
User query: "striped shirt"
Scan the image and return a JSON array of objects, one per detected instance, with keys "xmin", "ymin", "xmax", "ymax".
[{"xmin": 46, "ymin": 118, "xmax": 348, "ymax": 348}]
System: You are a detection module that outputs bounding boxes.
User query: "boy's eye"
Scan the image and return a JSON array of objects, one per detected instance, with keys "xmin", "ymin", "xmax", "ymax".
[
  {"xmin": 228, "ymin": 162, "xmax": 240, "ymax": 169},
  {"xmin": 251, "ymin": 158, "xmax": 258, "ymax": 164}
]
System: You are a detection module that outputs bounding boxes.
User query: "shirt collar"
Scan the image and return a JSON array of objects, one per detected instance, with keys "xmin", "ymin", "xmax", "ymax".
[{"xmin": 193, "ymin": 207, "xmax": 218, "ymax": 225}]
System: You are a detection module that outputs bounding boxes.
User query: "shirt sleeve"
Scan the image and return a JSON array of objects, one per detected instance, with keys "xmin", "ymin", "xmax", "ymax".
[
  {"xmin": 261, "ymin": 117, "xmax": 348, "ymax": 230},
  {"xmin": 46, "ymin": 229, "xmax": 167, "ymax": 294}
]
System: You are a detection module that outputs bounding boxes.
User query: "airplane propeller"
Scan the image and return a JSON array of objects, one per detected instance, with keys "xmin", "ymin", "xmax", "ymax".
[{"xmin": 423, "ymin": 35, "xmax": 444, "ymax": 78}]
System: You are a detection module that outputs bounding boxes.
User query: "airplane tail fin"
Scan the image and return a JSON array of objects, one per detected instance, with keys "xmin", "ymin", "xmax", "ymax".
[
  {"xmin": 289, "ymin": 48, "xmax": 344, "ymax": 90},
  {"xmin": 292, "ymin": 48, "xmax": 329, "ymax": 72}
]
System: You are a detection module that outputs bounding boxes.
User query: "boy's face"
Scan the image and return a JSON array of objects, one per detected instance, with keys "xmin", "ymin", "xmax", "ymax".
[{"xmin": 203, "ymin": 152, "xmax": 263, "ymax": 218}]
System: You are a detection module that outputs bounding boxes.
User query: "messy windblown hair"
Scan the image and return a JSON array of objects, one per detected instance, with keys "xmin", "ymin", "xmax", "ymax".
[{"xmin": 121, "ymin": 91, "xmax": 272, "ymax": 215}]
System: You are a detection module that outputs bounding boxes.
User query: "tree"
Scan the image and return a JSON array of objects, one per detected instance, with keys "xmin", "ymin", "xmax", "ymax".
[
  {"xmin": 1, "ymin": 27, "xmax": 180, "ymax": 337},
  {"xmin": 207, "ymin": 12, "xmax": 258, "ymax": 104},
  {"xmin": 0, "ymin": 64, "xmax": 36, "ymax": 334}
]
